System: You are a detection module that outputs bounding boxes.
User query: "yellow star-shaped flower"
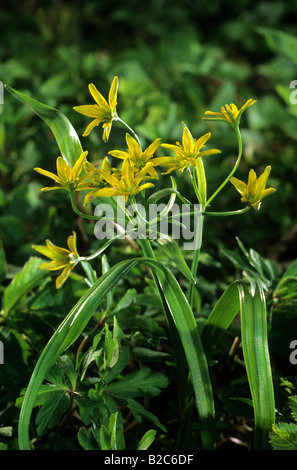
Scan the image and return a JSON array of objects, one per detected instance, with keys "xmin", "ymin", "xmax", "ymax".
[
  {"xmin": 203, "ymin": 99, "xmax": 256, "ymax": 128},
  {"xmin": 73, "ymin": 76, "xmax": 118, "ymax": 142},
  {"xmin": 108, "ymin": 133, "xmax": 162, "ymax": 179},
  {"xmin": 230, "ymin": 166, "xmax": 276, "ymax": 210},
  {"xmin": 153, "ymin": 125, "xmax": 221, "ymax": 174},
  {"xmin": 32, "ymin": 232, "xmax": 81, "ymax": 288},
  {"xmin": 34, "ymin": 151, "xmax": 90, "ymax": 192},
  {"xmin": 89, "ymin": 158, "xmax": 155, "ymax": 202}
]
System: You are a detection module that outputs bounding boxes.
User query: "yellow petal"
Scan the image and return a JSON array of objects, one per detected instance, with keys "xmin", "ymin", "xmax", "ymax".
[
  {"xmin": 193, "ymin": 132, "xmax": 211, "ymax": 153},
  {"xmin": 108, "ymin": 150, "xmax": 130, "ymax": 160},
  {"xmin": 67, "ymin": 231, "xmax": 78, "ymax": 256},
  {"xmin": 88, "ymin": 83, "xmax": 108, "ymax": 108},
  {"xmin": 144, "ymin": 138, "xmax": 162, "ymax": 158},
  {"xmin": 34, "ymin": 167, "xmax": 59, "ymax": 181},
  {"xmin": 126, "ymin": 132, "xmax": 140, "ymax": 154},
  {"xmin": 102, "ymin": 121, "xmax": 112, "ymax": 142},
  {"xmin": 56, "ymin": 157, "xmax": 69, "ymax": 180},
  {"xmin": 108, "ymin": 76, "xmax": 119, "ymax": 108},
  {"xmin": 182, "ymin": 127, "xmax": 193, "ymax": 152},
  {"xmin": 230, "ymin": 176, "xmax": 247, "ymax": 196},
  {"xmin": 56, "ymin": 265, "xmax": 74, "ymax": 289},
  {"xmin": 73, "ymin": 104, "xmax": 102, "ymax": 118},
  {"xmin": 198, "ymin": 149, "xmax": 221, "ymax": 158},
  {"xmin": 82, "ymin": 119, "xmax": 100, "ymax": 137},
  {"xmin": 71, "ymin": 151, "xmax": 88, "ymax": 181}
]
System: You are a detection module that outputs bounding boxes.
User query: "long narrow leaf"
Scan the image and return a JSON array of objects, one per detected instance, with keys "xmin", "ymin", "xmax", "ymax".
[
  {"xmin": 18, "ymin": 257, "xmax": 215, "ymax": 450},
  {"xmin": 238, "ymin": 280, "xmax": 275, "ymax": 450},
  {"xmin": 201, "ymin": 277, "xmax": 275, "ymax": 449},
  {"xmin": 5, "ymin": 85, "xmax": 82, "ymax": 167}
]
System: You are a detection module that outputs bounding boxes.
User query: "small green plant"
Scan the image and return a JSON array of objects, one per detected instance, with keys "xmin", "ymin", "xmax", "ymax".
[
  {"xmin": 4, "ymin": 76, "xmax": 277, "ymax": 450},
  {"xmin": 269, "ymin": 395, "xmax": 297, "ymax": 450}
]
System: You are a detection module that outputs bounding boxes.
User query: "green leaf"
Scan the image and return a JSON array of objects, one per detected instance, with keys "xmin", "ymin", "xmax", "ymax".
[
  {"xmin": 99, "ymin": 425, "xmax": 112, "ymax": 450},
  {"xmin": 132, "ymin": 347, "xmax": 172, "ymax": 363},
  {"xmin": 104, "ymin": 345, "xmax": 130, "ymax": 385},
  {"xmin": 104, "ymin": 367, "xmax": 169, "ymax": 399},
  {"xmin": 155, "ymin": 234, "xmax": 195, "ymax": 283},
  {"xmin": 5, "ymin": 85, "xmax": 83, "ymax": 167},
  {"xmin": 109, "ymin": 412, "xmax": 125, "ymax": 450},
  {"xmin": 288, "ymin": 396, "xmax": 297, "ymax": 422},
  {"xmin": 17, "ymin": 257, "xmax": 215, "ymax": 450},
  {"xmin": 35, "ymin": 388, "xmax": 70, "ymax": 436},
  {"xmin": 269, "ymin": 422, "xmax": 297, "ymax": 450},
  {"xmin": 77, "ymin": 427, "xmax": 101, "ymax": 450},
  {"xmin": 137, "ymin": 430, "xmax": 157, "ymax": 450},
  {"xmin": 202, "ymin": 277, "xmax": 275, "ymax": 450},
  {"xmin": 46, "ymin": 355, "xmax": 77, "ymax": 390},
  {"xmin": 3, "ymin": 257, "xmax": 48, "ymax": 315},
  {"xmin": 125, "ymin": 397, "xmax": 166, "ymax": 432}
]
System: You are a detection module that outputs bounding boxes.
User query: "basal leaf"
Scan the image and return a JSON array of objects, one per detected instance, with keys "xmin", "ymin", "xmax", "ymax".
[{"xmin": 5, "ymin": 85, "xmax": 82, "ymax": 167}]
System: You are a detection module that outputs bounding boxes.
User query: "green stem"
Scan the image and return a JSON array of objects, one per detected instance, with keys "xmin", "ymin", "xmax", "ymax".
[
  {"xmin": 187, "ymin": 215, "xmax": 204, "ymax": 307},
  {"xmin": 203, "ymin": 206, "xmax": 251, "ymax": 217},
  {"xmin": 115, "ymin": 116, "xmax": 142, "ymax": 149},
  {"xmin": 138, "ymin": 236, "xmax": 215, "ymax": 450},
  {"xmin": 70, "ymin": 192, "xmax": 102, "ymax": 221},
  {"xmin": 206, "ymin": 125, "xmax": 242, "ymax": 208}
]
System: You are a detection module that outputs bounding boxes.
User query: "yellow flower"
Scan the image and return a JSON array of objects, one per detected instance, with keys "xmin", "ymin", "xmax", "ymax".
[
  {"xmin": 154, "ymin": 125, "xmax": 221, "ymax": 174},
  {"xmin": 230, "ymin": 166, "xmax": 276, "ymax": 210},
  {"xmin": 73, "ymin": 76, "xmax": 118, "ymax": 142},
  {"xmin": 90, "ymin": 158, "xmax": 155, "ymax": 202},
  {"xmin": 83, "ymin": 156, "xmax": 121, "ymax": 205},
  {"xmin": 203, "ymin": 99, "xmax": 256, "ymax": 128},
  {"xmin": 32, "ymin": 232, "xmax": 81, "ymax": 288},
  {"xmin": 108, "ymin": 133, "xmax": 162, "ymax": 179},
  {"xmin": 34, "ymin": 151, "xmax": 90, "ymax": 192}
]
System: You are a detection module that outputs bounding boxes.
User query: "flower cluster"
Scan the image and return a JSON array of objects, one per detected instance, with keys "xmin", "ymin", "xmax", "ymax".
[{"xmin": 33, "ymin": 76, "xmax": 276, "ymax": 287}]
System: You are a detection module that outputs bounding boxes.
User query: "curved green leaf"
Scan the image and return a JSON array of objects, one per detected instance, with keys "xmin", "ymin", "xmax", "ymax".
[
  {"xmin": 5, "ymin": 85, "xmax": 82, "ymax": 167},
  {"xmin": 201, "ymin": 277, "xmax": 275, "ymax": 450},
  {"xmin": 18, "ymin": 257, "xmax": 215, "ymax": 450}
]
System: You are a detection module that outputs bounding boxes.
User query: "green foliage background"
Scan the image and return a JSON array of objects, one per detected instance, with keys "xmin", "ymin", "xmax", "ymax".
[{"xmin": 1, "ymin": 0, "xmax": 297, "ymax": 450}]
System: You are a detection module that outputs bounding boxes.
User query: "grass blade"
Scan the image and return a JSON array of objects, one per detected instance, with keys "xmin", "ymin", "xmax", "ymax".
[
  {"xmin": 238, "ymin": 280, "xmax": 275, "ymax": 449},
  {"xmin": 202, "ymin": 277, "xmax": 275, "ymax": 449}
]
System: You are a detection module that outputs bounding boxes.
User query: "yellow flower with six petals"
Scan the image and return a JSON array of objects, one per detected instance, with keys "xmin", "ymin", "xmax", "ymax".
[
  {"xmin": 34, "ymin": 151, "xmax": 90, "ymax": 192},
  {"xmin": 108, "ymin": 133, "xmax": 162, "ymax": 179},
  {"xmin": 73, "ymin": 76, "xmax": 118, "ymax": 142},
  {"xmin": 89, "ymin": 158, "xmax": 155, "ymax": 202},
  {"xmin": 230, "ymin": 165, "xmax": 276, "ymax": 210},
  {"xmin": 203, "ymin": 99, "xmax": 256, "ymax": 128},
  {"xmin": 154, "ymin": 125, "xmax": 221, "ymax": 174},
  {"xmin": 32, "ymin": 232, "xmax": 81, "ymax": 288}
]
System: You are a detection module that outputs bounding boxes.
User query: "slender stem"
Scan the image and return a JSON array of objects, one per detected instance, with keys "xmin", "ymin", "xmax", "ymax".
[
  {"xmin": 70, "ymin": 192, "xmax": 102, "ymax": 221},
  {"xmin": 114, "ymin": 116, "xmax": 142, "ymax": 149},
  {"xmin": 206, "ymin": 125, "xmax": 242, "ymax": 208},
  {"xmin": 187, "ymin": 215, "xmax": 204, "ymax": 307},
  {"xmin": 203, "ymin": 206, "xmax": 251, "ymax": 217}
]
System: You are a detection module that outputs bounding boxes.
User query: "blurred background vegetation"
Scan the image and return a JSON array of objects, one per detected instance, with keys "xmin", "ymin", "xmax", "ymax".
[{"xmin": 1, "ymin": 0, "xmax": 297, "ymax": 450}]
